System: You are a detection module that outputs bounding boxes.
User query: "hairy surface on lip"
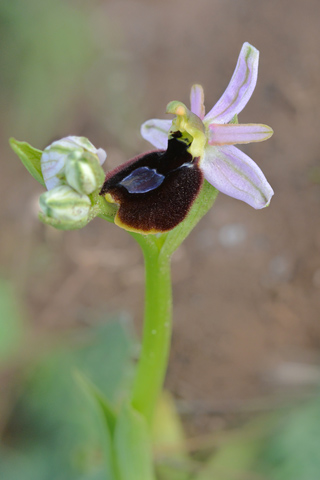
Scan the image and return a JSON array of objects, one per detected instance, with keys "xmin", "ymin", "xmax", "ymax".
[{"xmin": 100, "ymin": 137, "xmax": 203, "ymax": 233}]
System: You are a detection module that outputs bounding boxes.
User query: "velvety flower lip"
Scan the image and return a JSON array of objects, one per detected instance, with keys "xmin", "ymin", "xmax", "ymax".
[
  {"xmin": 140, "ymin": 42, "xmax": 274, "ymax": 210},
  {"xmin": 100, "ymin": 136, "xmax": 203, "ymax": 234}
]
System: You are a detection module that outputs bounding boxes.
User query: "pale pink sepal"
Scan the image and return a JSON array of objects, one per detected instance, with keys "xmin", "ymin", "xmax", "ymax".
[
  {"xmin": 208, "ymin": 123, "xmax": 273, "ymax": 146},
  {"xmin": 201, "ymin": 144, "xmax": 274, "ymax": 209},
  {"xmin": 97, "ymin": 148, "xmax": 107, "ymax": 165},
  {"xmin": 204, "ymin": 43, "xmax": 259, "ymax": 125},
  {"xmin": 140, "ymin": 119, "xmax": 172, "ymax": 149},
  {"xmin": 190, "ymin": 84, "xmax": 205, "ymax": 119}
]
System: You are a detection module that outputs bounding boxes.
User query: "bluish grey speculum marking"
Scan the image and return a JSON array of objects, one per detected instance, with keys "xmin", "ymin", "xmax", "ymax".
[{"xmin": 120, "ymin": 166, "xmax": 165, "ymax": 194}]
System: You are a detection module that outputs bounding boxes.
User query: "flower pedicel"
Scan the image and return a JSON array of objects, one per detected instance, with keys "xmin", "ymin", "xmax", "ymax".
[{"xmin": 100, "ymin": 42, "xmax": 274, "ymax": 234}]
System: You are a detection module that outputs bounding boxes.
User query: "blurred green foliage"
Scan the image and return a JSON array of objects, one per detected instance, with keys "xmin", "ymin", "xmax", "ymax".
[
  {"xmin": 192, "ymin": 398, "xmax": 320, "ymax": 480},
  {"xmin": 1, "ymin": 0, "xmax": 95, "ymax": 143},
  {"xmin": 259, "ymin": 397, "xmax": 320, "ymax": 480},
  {"xmin": 2, "ymin": 276, "xmax": 320, "ymax": 480},
  {"xmin": 0, "ymin": 286, "xmax": 136, "ymax": 480},
  {"xmin": 0, "ymin": 0, "xmax": 144, "ymax": 152}
]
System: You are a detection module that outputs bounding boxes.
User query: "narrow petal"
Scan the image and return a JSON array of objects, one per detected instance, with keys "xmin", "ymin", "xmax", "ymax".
[
  {"xmin": 204, "ymin": 43, "xmax": 259, "ymax": 124},
  {"xmin": 201, "ymin": 145, "xmax": 273, "ymax": 209},
  {"xmin": 190, "ymin": 84, "xmax": 205, "ymax": 119},
  {"xmin": 208, "ymin": 123, "xmax": 273, "ymax": 146},
  {"xmin": 140, "ymin": 119, "xmax": 172, "ymax": 149}
]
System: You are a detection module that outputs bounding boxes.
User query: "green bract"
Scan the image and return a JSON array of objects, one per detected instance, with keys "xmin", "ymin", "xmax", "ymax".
[{"xmin": 9, "ymin": 138, "xmax": 45, "ymax": 187}]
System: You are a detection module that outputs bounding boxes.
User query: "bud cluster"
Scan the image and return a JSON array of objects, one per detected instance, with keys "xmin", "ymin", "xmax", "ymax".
[{"xmin": 39, "ymin": 136, "xmax": 106, "ymax": 229}]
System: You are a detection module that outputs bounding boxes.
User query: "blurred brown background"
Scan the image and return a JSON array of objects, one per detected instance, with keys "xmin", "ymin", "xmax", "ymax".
[{"xmin": 1, "ymin": 0, "xmax": 320, "ymax": 436}]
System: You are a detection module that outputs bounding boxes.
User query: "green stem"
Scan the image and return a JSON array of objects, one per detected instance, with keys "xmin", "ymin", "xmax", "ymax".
[
  {"xmin": 131, "ymin": 241, "xmax": 172, "ymax": 426},
  {"xmin": 129, "ymin": 182, "xmax": 218, "ymax": 427}
]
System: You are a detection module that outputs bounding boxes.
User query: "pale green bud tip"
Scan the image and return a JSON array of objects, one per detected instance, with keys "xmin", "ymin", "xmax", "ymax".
[
  {"xmin": 39, "ymin": 185, "xmax": 91, "ymax": 226},
  {"xmin": 65, "ymin": 151, "xmax": 105, "ymax": 195}
]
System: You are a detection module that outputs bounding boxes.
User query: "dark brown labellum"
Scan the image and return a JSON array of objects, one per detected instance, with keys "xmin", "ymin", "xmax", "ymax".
[{"xmin": 100, "ymin": 136, "xmax": 203, "ymax": 233}]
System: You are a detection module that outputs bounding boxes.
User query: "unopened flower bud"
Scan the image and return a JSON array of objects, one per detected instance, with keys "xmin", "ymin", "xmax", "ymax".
[
  {"xmin": 39, "ymin": 185, "xmax": 91, "ymax": 228},
  {"xmin": 65, "ymin": 151, "xmax": 105, "ymax": 195},
  {"xmin": 41, "ymin": 136, "xmax": 107, "ymax": 191}
]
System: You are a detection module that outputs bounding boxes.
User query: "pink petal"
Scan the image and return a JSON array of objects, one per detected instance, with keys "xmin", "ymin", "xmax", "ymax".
[
  {"xmin": 190, "ymin": 84, "xmax": 205, "ymax": 119},
  {"xmin": 201, "ymin": 144, "xmax": 273, "ymax": 209},
  {"xmin": 204, "ymin": 43, "xmax": 259, "ymax": 124},
  {"xmin": 208, "ymin": 123, "xmax": 273, "ymax": 146},
  {"xmin": 140, "ymin": 119, "xmax": 172, "ymax": 149}
]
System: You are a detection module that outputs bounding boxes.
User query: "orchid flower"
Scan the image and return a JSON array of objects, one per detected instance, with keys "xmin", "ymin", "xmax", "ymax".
[{"xmin": 100, "ymin": 42, "xmax": 273, "ymax": 234}]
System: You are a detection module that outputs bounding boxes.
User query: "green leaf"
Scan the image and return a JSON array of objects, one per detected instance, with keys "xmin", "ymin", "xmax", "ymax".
[
  {"xmin": 9, "ymin": 137, "xmax": 45, "ymax": 186},
  {"xmin": 115, "ymin": 403, "xmax": 155, "ymax": 480},
  {"xmin": 75, "ymin": 371, "xmax": 117, "ymax": 434},
  {"xmin": 75, "ymin": 371, "xmax": 119, "ymax": 480},
  {"xmin": 259, "ymin": 397, "xmax": 320, "ymax": 480},
  {"xmin": 74, "ymin": 319, "xmax": 136, "ymax": 404},
  {"xmin": 0, "ymin": 317, "xmax": 136, "ymax": 480}
]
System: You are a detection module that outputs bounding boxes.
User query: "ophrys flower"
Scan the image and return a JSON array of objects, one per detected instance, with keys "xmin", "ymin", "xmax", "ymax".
[{"xmin": 100, "ymin": 42, "xmax": 273, "ymax": 234}]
